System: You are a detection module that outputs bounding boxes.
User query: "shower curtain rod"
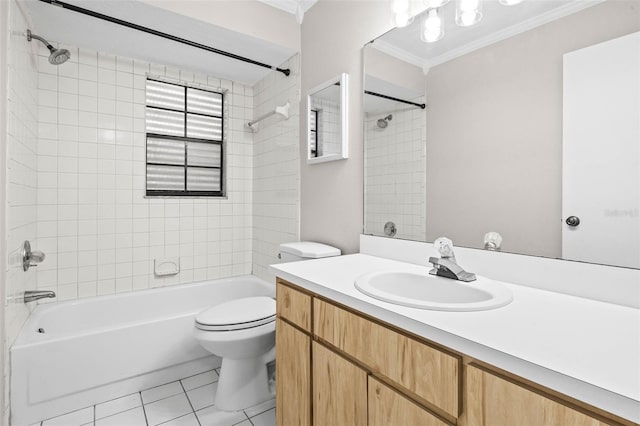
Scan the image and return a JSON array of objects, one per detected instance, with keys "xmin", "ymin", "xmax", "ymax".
[
  {"xmin": 364, "ymin": 90, "xmax": 426, "ymax": 109},
  {"xmin": 39, "ymin": 0, "xmax": 291, "ymax": 77}
]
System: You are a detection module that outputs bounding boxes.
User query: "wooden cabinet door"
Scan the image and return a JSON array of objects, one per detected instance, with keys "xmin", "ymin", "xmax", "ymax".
[
  {"xmin": 369, "ymin": 376, "xmax": 449, "ymax": 426},
  {"xmin": 276, "ymin": 318, "xmax": 311, "ymax": 426},
  {"xmin": 313, "ymin": 341, "xmax": 367, "ymax": 426},
  {"xmin": 464, "ymin": 365, "xmax": 609, "ymax": 426}
]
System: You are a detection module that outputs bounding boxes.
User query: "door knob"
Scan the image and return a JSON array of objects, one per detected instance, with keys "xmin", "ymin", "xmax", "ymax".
[{"xmin": 565, "ymin": 216, "xmax": 580, "ymax": 227}]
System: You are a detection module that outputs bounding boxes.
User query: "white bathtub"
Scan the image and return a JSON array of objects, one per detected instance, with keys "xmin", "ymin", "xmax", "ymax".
[{"xmin": 10, "ymin": 275, "xmax": 274, "ymax": 426}]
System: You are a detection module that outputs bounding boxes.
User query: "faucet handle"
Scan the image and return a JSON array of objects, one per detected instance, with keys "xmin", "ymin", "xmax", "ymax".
[
  {"xmin": 22, "ymin": 241, "xmax": 45, "ymax": 271},
  {"xmin": 434, "ymin": 237, "xmax": 455, "ymax": 257}
]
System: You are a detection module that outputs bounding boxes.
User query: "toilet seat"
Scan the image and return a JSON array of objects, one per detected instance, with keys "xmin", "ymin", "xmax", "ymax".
[{"xmin": 195, "ymin": 297, "xmax": 275, "ymax": 332}]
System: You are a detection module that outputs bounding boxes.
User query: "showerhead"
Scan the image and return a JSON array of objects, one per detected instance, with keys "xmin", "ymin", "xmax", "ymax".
[
  {"xmin": 377, "ymin": 114, "xmax": 393, "ymax": 128},
  {"xmin": 27, "ymin": 29, "xmax": 71, "ymax": 65}
]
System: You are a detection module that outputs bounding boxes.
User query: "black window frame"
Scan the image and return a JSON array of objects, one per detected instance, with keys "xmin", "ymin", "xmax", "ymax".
[{"xmin": 145, "ymin": 78, "xmax": 225, "ymax": 197}]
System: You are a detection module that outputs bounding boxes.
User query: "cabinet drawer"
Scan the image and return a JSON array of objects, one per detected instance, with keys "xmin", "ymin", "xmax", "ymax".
[
  {"xmin": 369, "ymin": 377, "xmax": 449, "ymax": 426},
  {"xmin": 314, "ymin": 299, "xmax": 460, "ymax": 418},
  {"xmin": 276, "ymin": 280, "xmax": 312, "ymax": 332}
]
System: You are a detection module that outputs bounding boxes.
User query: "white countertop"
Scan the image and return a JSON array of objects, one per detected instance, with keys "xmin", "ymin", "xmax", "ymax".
[{"xmin": 270, "ymin": 253, "xmax": 640, "ymax": 423}]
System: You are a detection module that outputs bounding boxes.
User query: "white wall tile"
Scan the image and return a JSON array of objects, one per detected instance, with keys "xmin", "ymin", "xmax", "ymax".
[
  {"xmin": 251, "ymin": 55, "xmax": 300, "ymax": 282},
  {"xmin": 35, "ymin": 46, "xmax": 256, "ymax": 300}
]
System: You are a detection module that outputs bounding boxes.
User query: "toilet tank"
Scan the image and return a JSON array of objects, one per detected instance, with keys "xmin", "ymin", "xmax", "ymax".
[{"xmin": 278, "ymin": 242, "xmax": 341, "ymax": 262}]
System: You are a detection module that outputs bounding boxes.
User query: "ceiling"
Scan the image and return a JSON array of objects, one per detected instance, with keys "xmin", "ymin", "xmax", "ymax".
[
  {"xmin": 374, "ymin": 0, "xmax": 605, "ymax": 70},
  {"xmin": 26, "ymin": 0, "xmax": 299, "ymax": 85}
]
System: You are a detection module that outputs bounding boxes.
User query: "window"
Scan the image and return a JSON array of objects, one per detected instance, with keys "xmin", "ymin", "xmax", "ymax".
[{"xmin": 145, "ymin": 79, "xmax": 224, "ymax": 197}]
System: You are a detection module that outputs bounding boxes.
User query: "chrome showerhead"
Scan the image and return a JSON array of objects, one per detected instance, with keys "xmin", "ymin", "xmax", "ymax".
[
  {"xmin": 27, "ymin": 29, "xmax": 71, "ymax": 65},
  {"xmin": 377, "ymin": 114, "xmax": 393, "ymax": 128}
]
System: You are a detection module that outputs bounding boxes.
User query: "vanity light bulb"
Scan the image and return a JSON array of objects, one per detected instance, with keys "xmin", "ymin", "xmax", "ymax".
[
  {"xmin": 421, "ymin": 9, "xmax": 444, "ymax": 43},
  {"xmin": 392, "ymin": 0, "xmax": 410, "ymax": 14},
  {"xmin": 391, "ymin": 0, "xmax": 414, "ymax": 27},
  {"xmin": 455, "ymin": 0, "xmax": 483, "ymax": 27}
]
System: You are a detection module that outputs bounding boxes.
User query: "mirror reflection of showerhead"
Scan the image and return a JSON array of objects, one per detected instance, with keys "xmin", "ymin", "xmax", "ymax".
[
  {"xmin": 377, "ymin": 114, "xmax": 393, "ymax": 128},
  {"xmin": 26, "ymin": 29, "xmax": 71, "ymax": 65}
]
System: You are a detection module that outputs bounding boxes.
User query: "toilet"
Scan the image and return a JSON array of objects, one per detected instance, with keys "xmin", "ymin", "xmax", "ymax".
[{"xmin": 193, "ymin": 241, "xmax": 341, "ymax": 411}]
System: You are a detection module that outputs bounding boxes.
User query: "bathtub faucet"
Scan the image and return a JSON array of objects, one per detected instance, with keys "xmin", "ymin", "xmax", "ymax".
[{"xmin": 24, "ymin": 290, "xmax": 55, "ymax": 303}]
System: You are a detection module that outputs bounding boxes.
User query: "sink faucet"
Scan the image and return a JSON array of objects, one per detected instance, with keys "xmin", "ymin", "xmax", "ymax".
[{"xmin": 428, "ymin": 237, "xmax": 476, "ymax": 282}]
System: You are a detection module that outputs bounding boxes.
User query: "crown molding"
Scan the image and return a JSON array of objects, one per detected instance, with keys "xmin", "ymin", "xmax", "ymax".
[{"xmin": 371, "ymin": 38, "xmax": 426, "ymax": 69}]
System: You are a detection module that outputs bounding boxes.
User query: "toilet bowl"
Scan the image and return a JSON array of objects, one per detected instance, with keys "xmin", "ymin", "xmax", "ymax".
[
  {"xmin": 194, "ymin": 241, "xmax": 341, "ymax": 411},
  {"xmin": 193, "ymin": 296, "xmax": 276, "ymax": 411}
]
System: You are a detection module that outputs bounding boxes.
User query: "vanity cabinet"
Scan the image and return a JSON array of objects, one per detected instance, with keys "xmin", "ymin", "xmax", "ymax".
[
  {"xmin": 463, "ymin": 365, "xmax": 609, "ymax": 426},
  {"xmin": 275, "ymin": 317, "xmax": 310, "ymax": 426},
  {"xmin": 312, "ymin": 341, "xmax": 367, "ymax": 426},
  {"xmin": 275, "ymin": 279, "xmax": 630, "ymax": 426}
]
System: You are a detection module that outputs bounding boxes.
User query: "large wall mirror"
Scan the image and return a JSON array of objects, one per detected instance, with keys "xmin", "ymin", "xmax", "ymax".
[
  {"xmin": 308, "ymin": 73, "xmax": 349, "ymax": 164},
  {"xmin": 363, "ymin": 1, "xmax": 639, "ymax": 269}
]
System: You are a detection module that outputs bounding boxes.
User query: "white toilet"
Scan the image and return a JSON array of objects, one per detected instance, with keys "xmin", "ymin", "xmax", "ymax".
[{"xmin": 193, "ymin": 241, "xmax": 341, "ymax": 411}]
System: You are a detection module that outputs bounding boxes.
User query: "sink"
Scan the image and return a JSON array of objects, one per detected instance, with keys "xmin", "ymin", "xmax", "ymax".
[{"xmin": 354, "ymin": 271, "xmax": 513, "ymax": 311}]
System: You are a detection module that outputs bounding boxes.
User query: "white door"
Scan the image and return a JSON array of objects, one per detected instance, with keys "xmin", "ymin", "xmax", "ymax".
[{"xmin": 562, "ymin": 32, "xmax": 640, "ymax": 268}]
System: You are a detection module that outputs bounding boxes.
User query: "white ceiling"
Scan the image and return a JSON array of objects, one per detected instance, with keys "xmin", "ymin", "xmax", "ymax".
[
  {"xmin": 26, "ymin": 0, "xmax": 298, "ymax": 85},
  {"xmin": 374, "ymin": 0, "xmax": 605, "ymax": 70}
]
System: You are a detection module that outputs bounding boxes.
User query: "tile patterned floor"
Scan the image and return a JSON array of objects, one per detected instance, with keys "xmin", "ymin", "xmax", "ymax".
[{"xmin": 30, "ymin": 368, "xmax": 275, "ymax": 426}]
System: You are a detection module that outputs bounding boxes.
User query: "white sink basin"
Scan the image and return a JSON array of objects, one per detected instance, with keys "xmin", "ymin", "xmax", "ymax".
[{"xmin": 354, "ymin": 271, "xmax": 513, "ymax": 311}]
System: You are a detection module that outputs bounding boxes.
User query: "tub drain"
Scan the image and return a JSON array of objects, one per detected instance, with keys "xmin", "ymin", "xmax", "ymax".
[{"xmin": 37, "ymin": 328, "xmax": 45, "ymax": 333}]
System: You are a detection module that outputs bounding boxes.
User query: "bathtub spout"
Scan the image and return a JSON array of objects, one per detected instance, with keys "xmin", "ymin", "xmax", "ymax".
[{"xmin": 24, "ymin": 290, "xmax": 55, "ymax": 303}]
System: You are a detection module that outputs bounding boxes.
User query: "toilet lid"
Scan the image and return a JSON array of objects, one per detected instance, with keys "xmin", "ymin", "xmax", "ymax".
[{"xmin": 195, "ymin": 297, "xmax": 276, "ymax": 331}]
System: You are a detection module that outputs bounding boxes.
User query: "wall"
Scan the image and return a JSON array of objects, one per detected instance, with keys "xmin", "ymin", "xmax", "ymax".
[
  {"xmin": 0, "ymin": 0, "xmax": 7, "ymax": 421},
  {"xmin": 365, "ymin": 103, "xmax": 426, "ymax": 241},
  {"xmin": 252, "ymin": 54, "xmax": 300, "ymax": 282},
  {"xmin": 424, "ymin": 1, "xmax": 640, "ymax": 257},
  {"xmin": 141, "ymin": 0, "xmax": 300, "ymax": 52},
  {"xmin": 4, "ymin": 0, "xmax": 39, "ymax": 423},
  {"xmin": 300, "ymin": 0, "xmax": 392, "ymax": 254},
  {"xmin": 34, "ymin": 44, "xmax": 254, "ymax": 301}
]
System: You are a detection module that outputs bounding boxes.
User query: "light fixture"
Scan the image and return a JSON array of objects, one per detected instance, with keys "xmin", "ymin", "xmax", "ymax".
[
  {"xmin": 455, "ymin": 0, "xmax": 483, "ymax": 27},
  {"xmin": 421, "ymin": 9, "xmax": 444, "ymax": 43},
  {"xmin": 498, "ymin": 0, "xmax": 522, "ymax": 4},
  {"xmin": 424, "ymin": 0, "xmax": 450, "ymax": 8},
  {"xmin": 391, "ymin": 0, "xmax": 414, "ymax": 27}
]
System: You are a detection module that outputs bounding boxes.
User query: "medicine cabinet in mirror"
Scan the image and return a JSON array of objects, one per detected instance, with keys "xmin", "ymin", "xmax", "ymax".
[
  {"xmin": 363, "ymin": 1, "xmax": 640, "ymax": 269},
  {"xmin": 307, "ymin": 73, "xmax": 349, "ymax": 164}
]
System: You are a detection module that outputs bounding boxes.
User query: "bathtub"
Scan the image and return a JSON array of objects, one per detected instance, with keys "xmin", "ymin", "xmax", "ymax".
[{"xmin": 10, "ymin": 275, "xmax": 274, "ymax": 426}]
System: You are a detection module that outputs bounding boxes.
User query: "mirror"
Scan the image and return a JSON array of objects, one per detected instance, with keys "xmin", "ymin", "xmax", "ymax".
[
  {"xmin": 308, "ymin": 73, "xmax": 349, "ymax": 164},
  {"xmin": 363, "ymin": 1, "xmax": 640, "ymax": 269}
]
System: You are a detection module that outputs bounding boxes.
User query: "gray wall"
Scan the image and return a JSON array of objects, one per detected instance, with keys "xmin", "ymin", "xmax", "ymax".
[
  {"xmin": 0, "ymin": 0, "xmax": 7, "ymax": 421},
  {"xmin": 300, "ymin": 0, "xmax": 392, "ymax": 254},
  {"xmin": 425, "ymin": 1, "xmax": 640, "ymax": 257}
]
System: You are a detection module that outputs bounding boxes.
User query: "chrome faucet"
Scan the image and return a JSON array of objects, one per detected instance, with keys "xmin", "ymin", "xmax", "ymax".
[
  {"xmin": 24, "ymin": 290, "xmax": 55, "ymax": 303},
  {"xmin": 428, "ymin": 237, "xmax": 476, "ymax": 282}
]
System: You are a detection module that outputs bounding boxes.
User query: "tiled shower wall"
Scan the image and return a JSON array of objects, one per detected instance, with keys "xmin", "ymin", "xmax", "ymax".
[
  {"xmin": 34, "ymin": 45, "xmax": 254, "ymax": 301},
  {"xmin": 5, "ymin": 0, "xmax": 38, "ymax": 421},
  {"xmin": 365, "ymin": 104, "xmax": 426, "ymax": 241},
  {"xmin": 252, "ymin": 55, "xmax": 300, "ymax": 282}
]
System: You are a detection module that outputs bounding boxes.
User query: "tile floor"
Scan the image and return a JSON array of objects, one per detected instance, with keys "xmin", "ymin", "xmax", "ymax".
[{"xmin": 30, "ymin": 368, "xmax": 275, "ymax": 426}]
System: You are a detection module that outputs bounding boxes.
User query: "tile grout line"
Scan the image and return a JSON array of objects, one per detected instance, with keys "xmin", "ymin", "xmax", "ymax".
[
  {"xmin": 178, "ymin": 379, "xmax": 201, "ymax": 426},
  {"xmin": 139, "ymin": 392, "xmax": 150, "ymax": 426}
]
